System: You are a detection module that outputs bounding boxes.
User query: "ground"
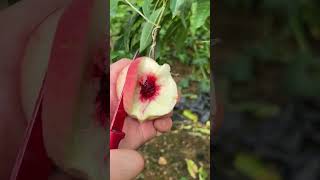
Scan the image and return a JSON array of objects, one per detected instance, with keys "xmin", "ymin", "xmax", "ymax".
[{"xmin": 136, "ymin": 122, "xmax": 210, "ymax": 180}]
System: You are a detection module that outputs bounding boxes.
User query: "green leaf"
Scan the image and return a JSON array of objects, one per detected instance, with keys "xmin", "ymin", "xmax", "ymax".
[
  {"xmin": 198, "ymin": 166, "xmax": 208, "ymax": 180},
  {"xmin": 181, "ymin": 125, "xmax": 192, "ymax": 130},
  {"xmin": 199, "ymin": 80, "xmax": 210, "ymax": 93},
  {"xmin": 185, "ymin": 159, "xmax": 199, "ymax": 179},
  {"xmin": 234, "ymin": 153, "xmax": 282, "ymax": 180},
  {"xmin": 123, "ymin": 13, "xmax": 140, "ymax": 51},
  {"xmin": 183, "ymin": 93, "xmax": 198, "ymax": 99},
  {"xmin": 182, "ymin": 110, "xmax": 198, "ymax": 123},
  {"xmin": 170, "ymin": 0, "xmax": 186, "ymax": 18},
  {"xmin": 142, "ymin": 0, "xmax": 152, "ymax": 17},
  {"xmin": 163, "ymin": 20, "xmax": 181, "ymax": 41},
  {"xmin": 192, "ymin": 58, "xmax": 208, "ymax": 66},
  {"xmin": 194, "ymin": 127, "xmax": 210, "ymax": 135},
  {"xmin": 110, "ymin": 0, "xmax": 119, "ymax": 17},
  {"xmin": 179, "ymin": 78, "xmax": 189, "ymax": 88},
  {"xmin": 129, "ymin": 18, "xmax": 144, "ymax": 50},
  {"xmin": 180, "ymin": 15, "xmax": 188, "ymax": 28},
  {"xmin": 190, "ymin": 0, "xmax": 210, "ymax": 35},
  {"xmin": 139, "ymin": 7, "xmax": 164, "ymax": 52},
  {"xmin": 174, "ymin": 26, "xmax": 188, "ymax": 50}
]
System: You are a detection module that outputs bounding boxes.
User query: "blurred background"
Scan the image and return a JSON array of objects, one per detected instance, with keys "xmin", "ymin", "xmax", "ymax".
[
  {"xmin": 213, "ymin": 0, "xmax": 320, "ymax": 180},
  {"xmin": 111, "ymin": 0, "xmax": 210, "ymax": 179}
]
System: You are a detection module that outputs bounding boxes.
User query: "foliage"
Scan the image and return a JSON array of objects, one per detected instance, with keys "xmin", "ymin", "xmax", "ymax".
[
  {"xmin": 110, "ymin": 0, "xmax": 210, "ymax": 93},
  {"xmin": 184, "ymin": 158, "xmax": 209, "ymax": 179},
  {"xmin": 234, "ymin": 153, "xmax": 282, "ymax": 180},
  {"xmin": 185, "ymin": 158, "xmax": 199, "ymax": 179},
  {"xmin": 215, "ymin": 1, "xmax": 320, "ymax": 180},
  {"xmin": 219, "ymin": 0, "xmax": 320, "ymax": 99},
  {"xmin": 222, "ymin": 0, "xmax": 320, "ymax": 51}
]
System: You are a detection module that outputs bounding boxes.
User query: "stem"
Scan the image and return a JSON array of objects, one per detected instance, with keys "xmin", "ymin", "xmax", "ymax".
[
  {"xmin": 200, "ymin": 65, "xmax": 208, "ymax": 79},
  {"xmin": 149, "ymin": 0, "xmax": 167, "ymax": 59},
  {"xmin": 123, "ymin": 0, "xmax": 159, "ymax": 27},
  {"xmin": 153, "ymin": 0, "xmax": 160, "ymax": 12},
  {"xmin": 200, "ymin": 40, "xmax": 210, "ymax": 43},
  {"xmin": 156, "ymin": 0, "xmax": 167, "ymax": 25}
]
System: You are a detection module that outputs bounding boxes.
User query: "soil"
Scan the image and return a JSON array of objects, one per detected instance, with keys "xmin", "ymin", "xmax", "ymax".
[{"xmin": 136, "ymin": 122, "xmax": 210, "ymax": 180}]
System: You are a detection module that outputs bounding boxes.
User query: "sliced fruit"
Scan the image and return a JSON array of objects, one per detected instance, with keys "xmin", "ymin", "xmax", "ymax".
[{"xmin": 116, "ymin": 57, "xmax": 178, "ymax": 122}]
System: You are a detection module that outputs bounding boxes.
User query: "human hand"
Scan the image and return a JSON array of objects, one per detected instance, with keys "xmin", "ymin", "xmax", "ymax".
[
  {"xmin": 109, "ymin": 59, "xmax": 174, "ymax": 179},
  {"xmin": 110, "ymin": 59, "xmax": 173, "ymax": 150}
]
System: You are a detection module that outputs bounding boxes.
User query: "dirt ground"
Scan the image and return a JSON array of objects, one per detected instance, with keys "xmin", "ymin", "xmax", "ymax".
[{"xmin": 136, "ymin": 122, "xmax": 210, "ymax": 180}]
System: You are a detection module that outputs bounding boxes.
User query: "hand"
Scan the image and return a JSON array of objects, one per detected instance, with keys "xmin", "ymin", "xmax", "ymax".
[
  {"xmin": 109, "ymin": 59, "xmax": 173, "ymax": 179},
  {"xmin": 110, "ymin": 59, "xmax": 173, "ymax": 149}
]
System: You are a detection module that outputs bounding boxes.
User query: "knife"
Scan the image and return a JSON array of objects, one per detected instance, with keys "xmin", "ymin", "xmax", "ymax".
[{"xmin": 110, "ymin": 50, "xmax": 139, "ymax": 149}]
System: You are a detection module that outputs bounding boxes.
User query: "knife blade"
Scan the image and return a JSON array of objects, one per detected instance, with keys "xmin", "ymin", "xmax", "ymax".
[{"xmin": 110, "ymin": 50, "xmax": 139, "ymax": 149}]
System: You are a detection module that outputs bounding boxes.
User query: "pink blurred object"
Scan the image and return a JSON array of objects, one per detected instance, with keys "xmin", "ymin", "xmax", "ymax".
[{"xmin": 10, "ymin": 0, "xmax": 95, "ymax": 179}]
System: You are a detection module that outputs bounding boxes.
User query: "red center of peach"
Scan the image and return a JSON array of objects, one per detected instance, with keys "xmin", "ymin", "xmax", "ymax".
[{"xmin": 139, "ymin": 74, "xmax": 160, "ymax": 102}]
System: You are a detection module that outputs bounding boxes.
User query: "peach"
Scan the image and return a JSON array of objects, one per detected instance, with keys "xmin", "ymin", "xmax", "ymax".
[{"xmin": 116, "ymin": 57, "xmax": 178, "ymax": 122}]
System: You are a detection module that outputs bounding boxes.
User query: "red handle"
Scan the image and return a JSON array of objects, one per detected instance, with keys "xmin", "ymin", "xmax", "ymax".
[{"xmin": 110, "ymin": 130, "xmax": 125, "ymax": 149}]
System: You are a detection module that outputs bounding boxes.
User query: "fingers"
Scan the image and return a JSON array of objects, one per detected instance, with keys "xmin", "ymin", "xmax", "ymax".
[
  {"xmin": 154, "ymin": 117, "xmax": 172, "ymax": 133},
  {"xmin": 119, "ymin": 115, "xmax": 172, "ymax": 149},
  {"xmin": 110, "ymin": 149, "xmax": 144, "ymax": 180},
  {"xmin": 119, "ymin": 117, "xmax": 156, "ymax": 149},
  {"xmin": 110, "ymin": 59, "xmax": 131, "ymax": 118}
]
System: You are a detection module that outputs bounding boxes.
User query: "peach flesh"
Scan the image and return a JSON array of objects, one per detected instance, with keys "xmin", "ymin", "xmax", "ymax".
[
  {"xmin": 138, "ymin": 73, "xmax": 160, "ymax": 102},
  {"xmin": 116, "ymin": 57, "xmax": 178, "ymax": 122}
]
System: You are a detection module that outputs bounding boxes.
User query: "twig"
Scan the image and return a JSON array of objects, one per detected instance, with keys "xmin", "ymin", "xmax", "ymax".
[
  {"xmin": 123, "ymin": 0, "xmax": 159, "ymax": 27},
  {"xmin": 148, "ymin": 0, "xmax": 167, "ymax": 59}
]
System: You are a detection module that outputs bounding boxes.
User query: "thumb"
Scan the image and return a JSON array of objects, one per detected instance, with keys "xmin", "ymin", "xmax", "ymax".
[{"xmin": 110, "ymin": 149, "xmax": 144, "ymax": 180}]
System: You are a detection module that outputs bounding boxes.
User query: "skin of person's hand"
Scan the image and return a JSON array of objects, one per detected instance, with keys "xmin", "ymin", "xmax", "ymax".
[{"xmin": 109, "ymin": 59, "xmax": 174, "ymax": 180}]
